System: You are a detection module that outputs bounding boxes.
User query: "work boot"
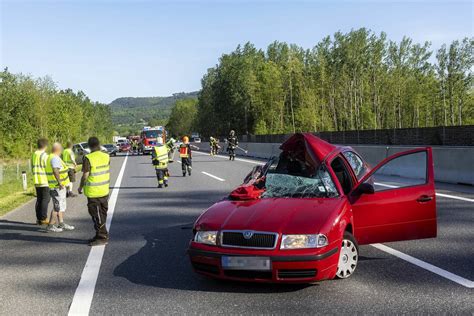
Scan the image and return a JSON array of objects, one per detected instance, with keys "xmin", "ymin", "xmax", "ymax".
[
  {"xmin": 67, "ymin": 192, "xmax": 77, "ymax": 198},
  {"xmin": 89, "ymin": 238, "xmax": 108, "ymax": 246},
  {"xmin": 183, "ymin": 172, "xmax": 186, "ymax": 177},
  {"xmin": 37, "ymin": 219, "xmax": 49, "ymax": 225},
  {"xmin": 158, "ymin": 184, "xmax": 163, "ymax": 188},
  {"xmin": 164, "ymin": 182, "xmax": 168, "ymax": 187}
]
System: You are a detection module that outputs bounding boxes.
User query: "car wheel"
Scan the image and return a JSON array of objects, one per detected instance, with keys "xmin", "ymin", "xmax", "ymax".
[{"xmin": 336, "ymin": 232, "xmax": 359, "ymax": 279}]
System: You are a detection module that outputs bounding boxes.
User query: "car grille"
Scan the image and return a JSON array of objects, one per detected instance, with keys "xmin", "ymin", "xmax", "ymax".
[
  {"xmin": 278, "ymin": 269, "xmax": 317, "ymax": 279},
  {"xmin": 221, "ymin": 231, "xmax": 278, "ymax": 249}
]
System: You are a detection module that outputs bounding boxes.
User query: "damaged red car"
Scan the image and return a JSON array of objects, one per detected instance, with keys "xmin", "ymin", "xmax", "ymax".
[{"xmin": 188, "ymin": 133, "xmax": 437, "ymax": 283}]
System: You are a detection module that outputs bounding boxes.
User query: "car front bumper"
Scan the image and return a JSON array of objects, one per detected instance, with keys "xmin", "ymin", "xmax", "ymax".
[{"xmin": 188, "ymin": 243, "xmax": 339, "ymax": 283}]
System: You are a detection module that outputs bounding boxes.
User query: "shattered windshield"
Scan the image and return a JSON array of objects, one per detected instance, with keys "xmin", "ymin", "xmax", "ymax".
[{"xmin": 261, "ymin": 158, "xmax": 338, "ymax": 198}]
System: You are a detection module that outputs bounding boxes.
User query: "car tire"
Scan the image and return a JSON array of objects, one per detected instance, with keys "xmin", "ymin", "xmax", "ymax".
[{"xmin": 335, "ymin": 232, "xmax": 359, "ymax": 279}]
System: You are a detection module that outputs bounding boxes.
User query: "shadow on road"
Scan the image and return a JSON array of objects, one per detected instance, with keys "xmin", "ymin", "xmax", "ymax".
[
  {"xmin": 0, "ymin": 220, "xmax": 87, "ymax": 244},
  {"xmin": 113, "ymin": 223, "xmax": 312, "ymax": 293}
]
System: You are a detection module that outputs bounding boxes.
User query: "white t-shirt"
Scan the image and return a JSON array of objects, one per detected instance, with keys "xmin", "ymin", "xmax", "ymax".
[{"xmin": 51, "ymin": 155, "xmax": 63, "ymax": 169}]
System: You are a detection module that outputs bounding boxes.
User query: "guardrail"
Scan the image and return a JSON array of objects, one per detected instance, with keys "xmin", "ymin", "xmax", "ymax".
[{"xmin": 194, "ymin": 142, "xmax": 474, "ymax": 186}]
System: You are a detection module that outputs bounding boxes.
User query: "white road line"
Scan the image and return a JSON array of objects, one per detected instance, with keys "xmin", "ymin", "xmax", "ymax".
[
  {"xmin": 201, "ymin": 171, "xmax": 225, "ymax": 182},
  {"xmin": 435, "ymin": 192, "xmax": 474, "ymax": 203},
  {"xmin": 68, "ymin": 154, "xmax": 129, "ymax": 316},
  {"xmin": 194, "ymin": 151, "xmax": 264, "ymax": 165},
  {"xmin": 372, "ymin": 243, "xmax": 474, "ymax": 288},
  {"xmin": 375, "ymin": 182, "xmax": 474, "ymax": 203}
]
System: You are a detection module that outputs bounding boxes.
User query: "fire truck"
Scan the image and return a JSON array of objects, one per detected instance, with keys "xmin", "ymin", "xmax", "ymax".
[{"xmin": 139, "ymin": 126, "xmax": 166, "ymax": 154}]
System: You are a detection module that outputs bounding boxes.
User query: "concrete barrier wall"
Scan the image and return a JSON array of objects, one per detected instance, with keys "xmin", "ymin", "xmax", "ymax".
[{"xmin": 193, "ymin": 141, "xmax": 474, "ymax": 185}]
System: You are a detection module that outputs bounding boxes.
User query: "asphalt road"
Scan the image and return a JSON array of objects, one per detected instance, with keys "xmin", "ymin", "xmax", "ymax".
[{"xmin": 0, "ymin": 151, "xmax": 473, "ymax": 315}]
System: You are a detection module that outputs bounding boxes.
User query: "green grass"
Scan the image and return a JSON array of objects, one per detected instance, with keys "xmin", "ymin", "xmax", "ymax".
[
  {"xmin": 0, "ymin": 179, "xmax": 35, "ymax": 217},
  {"xmin": 0, "ymin": 164, "xmax": 82, "ymax": 217}
]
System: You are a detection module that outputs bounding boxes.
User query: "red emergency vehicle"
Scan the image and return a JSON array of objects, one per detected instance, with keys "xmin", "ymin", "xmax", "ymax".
[{"xmin": 140, "ymin": 126, "xmax": 166, "ymax": 154}]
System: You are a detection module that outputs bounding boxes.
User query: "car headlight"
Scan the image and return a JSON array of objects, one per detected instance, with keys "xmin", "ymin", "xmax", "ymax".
[
  {"xmin": 194, "ymin": 231, "xmax": 218, "ymax": 245},
  {"xmin": 280, "ymin": 234, "xmax": 328, "ymax": 249}
]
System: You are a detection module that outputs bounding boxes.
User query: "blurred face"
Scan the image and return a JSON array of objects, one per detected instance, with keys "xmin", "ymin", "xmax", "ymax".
[{"xmin": 52, "ymin": 143, "xmax": 63, "ymax": 154}]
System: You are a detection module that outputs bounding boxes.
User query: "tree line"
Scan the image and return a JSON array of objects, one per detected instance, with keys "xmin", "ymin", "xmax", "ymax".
[
  {"xmin": 0, "ymin": 68, "xmax": 113, "ymax": 159},
  {"xmin": 191, "ymin": 29, "xmax": 473, "ymax": 137}
]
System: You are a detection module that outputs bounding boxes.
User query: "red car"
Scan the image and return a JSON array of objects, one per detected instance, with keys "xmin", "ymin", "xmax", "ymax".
[
  {"xmin": 188, "ymin": 133, "xmax": 437, "ymax": 283},
  {"xmin": 119, "ymin": 142, "xmax": 131, "ymax": 153}
]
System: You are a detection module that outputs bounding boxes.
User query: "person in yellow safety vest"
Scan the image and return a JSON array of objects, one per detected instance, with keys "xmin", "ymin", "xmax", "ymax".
[
  {"xmin": 78, "ymin": 137, "xmax": 111, "ymax": 246},
  {"xmin": 32, "ymin": 138, "xmax": 51, "ymax": 225},
  {"xmin": 152, "ymin": 144, "xmax": 169, "ymax": 188},
  {"xmin": 45, "ymin": 142, "xmax": 75, "ymax": 233},
  {"xmin": 179, "ymin": 136, "xmax": 200, "ymax": 177},
  {"xmin": 62, "ymin": 141, "xmax": 77, "ymax": 198}
]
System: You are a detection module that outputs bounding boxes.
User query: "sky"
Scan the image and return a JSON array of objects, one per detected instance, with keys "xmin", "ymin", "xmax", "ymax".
[{"xmin": 1, "ymin": 0, "xmax": 472, "ymax": 104}]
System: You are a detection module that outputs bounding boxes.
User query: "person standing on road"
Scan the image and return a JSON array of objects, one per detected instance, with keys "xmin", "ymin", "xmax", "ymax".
[
  {"xmin": 32, "ymin": 138, "xmax": 51, "ymax": 225},
  {"xmin": 45, "ymin": 142, "xmax": 75, "ymax": 232},
  {"xmin": 152, "ymin": 144, "xmax": 169, "ymax": 188},
  {"xmin": 78, "ymin": 137, "xmax": 110, "ymax": 246},
  {"xmin": 227, "ymin": 130, "xmax": 238, "ymax": 161},
  {"xmin": 179, "ymin": 136, "xmax": 199, "ymax": 177},
  {"xmin": 62, "ymin": 141, "xmax": 77, "ymax": 198},
  {"xmin": 209, "ymin": 136, "xmax": 220, "ymax": 156},
  {"xmin": 166, "ymin": 136, "xmax": 176, "ymax": 162}
]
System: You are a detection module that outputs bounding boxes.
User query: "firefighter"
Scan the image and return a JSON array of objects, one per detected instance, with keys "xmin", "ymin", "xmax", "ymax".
[
  {"xmin": 166, "ymin": 136, "xmax": 176, "ymax": 162},
  {"xmin": 227, "ymin": 130, "xmax": 238, "ymax": 161},
  {"xmin": 179, "ymin": 136, "xmax": 199, "ymax": 177},
  {"xmin": 209, "ymin": 136, "xmax": 219, "ymax": 156},
  {"xmin": 152, "ymin": 144, "xmax": 169, "ymax": 188},
  {"xmin": 131, "ymin": 139, "xmax": 139, "ymax": 155}
]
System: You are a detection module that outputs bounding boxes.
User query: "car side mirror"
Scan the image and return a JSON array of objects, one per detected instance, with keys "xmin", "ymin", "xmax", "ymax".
[{"xmin": 355, "ymin": 182, "xmax": 374, "ymax": 195}]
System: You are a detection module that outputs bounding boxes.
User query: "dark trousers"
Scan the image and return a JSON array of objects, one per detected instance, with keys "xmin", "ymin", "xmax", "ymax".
[
  {"xmin": 228, "ymin": 147, "xmax": 236, "ymax": 160},
  {"xmin": 156, "ymin": 168, "xmax": 169, "ymax": 185},
  {"xmin": 87, "ymin": 196, "xmax": 109, "ymax": 239},
  {"xmin": 35, "ymin": 186, "xmax": 50, "ymax": 221},
  {"xmin": 181, "ymin": 157, "xmax": 192, "ymax": 174}
]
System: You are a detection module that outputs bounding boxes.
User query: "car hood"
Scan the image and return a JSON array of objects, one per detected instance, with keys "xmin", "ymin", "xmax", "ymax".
[{"xmin": 195, "ymin": 198, "xmax": 345, "ymax": 234}]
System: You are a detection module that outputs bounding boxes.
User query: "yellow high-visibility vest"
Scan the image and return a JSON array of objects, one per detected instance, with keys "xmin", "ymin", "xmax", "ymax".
[
  {"xmin": 84, "ymin": 151, "xmax": 110, "ymax": 198},
  {"xmin": 62, "ymin": 148, "xmax": 75, "ymax": 169},
  {"xmin": 153, "ymin": 145, "xmax": 168, "ymax": 169},
  {"xmin": 45, "ymin": 154, "xmax": 71, "ymax": 189},
  {"xmin": 32, "ymin": 150, "xmax": 48, "ymax": 186}
]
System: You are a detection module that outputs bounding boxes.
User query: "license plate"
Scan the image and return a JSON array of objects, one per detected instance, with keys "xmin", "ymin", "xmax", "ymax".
[{"xmin": 221, "ymin": 256, "xmax": 271, "ymax": 271}]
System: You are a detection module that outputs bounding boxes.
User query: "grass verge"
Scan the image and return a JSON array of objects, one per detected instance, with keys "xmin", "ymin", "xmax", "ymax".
[{"xmin": 0, "ymin": 164, "xmax": 82, "ymax": 217}]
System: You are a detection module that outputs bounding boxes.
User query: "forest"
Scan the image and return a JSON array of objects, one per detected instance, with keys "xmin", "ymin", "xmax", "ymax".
[
  {"xmin": 191, "ymin": 29, "xmax": 473, "ymax": 136},
  {"xmin": 0, "ymin": 68, "xmax": 113, "ymax": 159},
  {"xmin": 110, "ymin": 92, "xmax": 198, "ymax": 135}
]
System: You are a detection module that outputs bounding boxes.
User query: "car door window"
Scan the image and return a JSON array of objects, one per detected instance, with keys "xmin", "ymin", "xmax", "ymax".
[
  {"xmin": 365, "ymin": 151, "xmax": 427, "ymax": 192},
  {"xmin": 343, "ymin": 151, "xmax": 366, "ymax": 180},
  {"xmin": 330, "ymin": 156, "xmax": 353, "ymax": 195}
]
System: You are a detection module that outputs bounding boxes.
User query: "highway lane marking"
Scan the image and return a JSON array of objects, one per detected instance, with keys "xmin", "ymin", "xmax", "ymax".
[
  {"xmin": 202, "ymin": 171, "xmax": 225, "ymax": 182},
  {"xmin": 194, "ymin": 151, "xmax": 264, "ymax": 165},
  {"xmin": 68, "ymin": 154, "xmax": 129, "ymax": 315},
  {"xmin": 375, "ymin": 182, "xmax": 474, "ymax": 203},
  {"xmin": 372, "ymin": 243, "xmax": 474, "ymax": 288}
]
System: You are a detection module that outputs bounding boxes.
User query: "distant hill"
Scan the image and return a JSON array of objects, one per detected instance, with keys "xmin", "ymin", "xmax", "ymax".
[{"xmin": 109, "ymin": 92, "xmax": 199, "ymax": 127}]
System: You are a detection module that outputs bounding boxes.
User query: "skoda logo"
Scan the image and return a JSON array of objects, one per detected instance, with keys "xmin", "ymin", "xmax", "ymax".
[{"xmin": 243, "ymin": 231, "xmax": 254, "ymax": 239}]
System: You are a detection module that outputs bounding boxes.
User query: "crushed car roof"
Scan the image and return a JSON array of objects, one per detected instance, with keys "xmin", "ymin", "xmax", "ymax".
[{"xmin": 280, "ymin": 133, "xmax": 337, "ymax": 164}]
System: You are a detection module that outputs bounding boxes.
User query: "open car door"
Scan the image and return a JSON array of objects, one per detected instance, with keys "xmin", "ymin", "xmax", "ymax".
[{"xmin": 350, "ymin": 148, "xmax": 437, "ymax": 245}]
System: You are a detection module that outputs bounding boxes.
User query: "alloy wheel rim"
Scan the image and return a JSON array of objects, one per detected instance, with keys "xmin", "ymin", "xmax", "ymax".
[{"xmin": 336, "ymin": 239, "xmax": 358, "ymax": 278}]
